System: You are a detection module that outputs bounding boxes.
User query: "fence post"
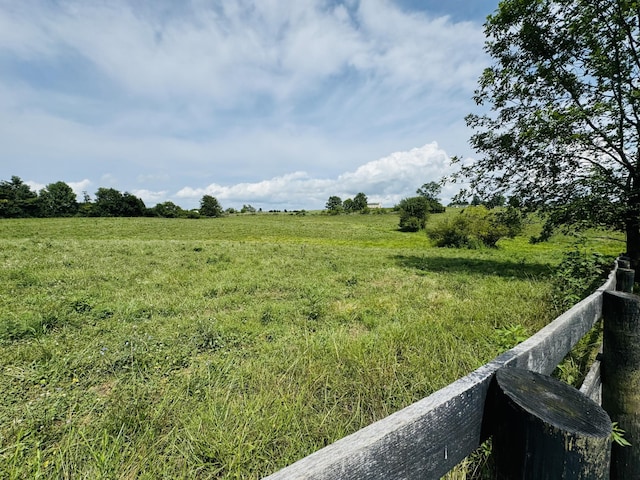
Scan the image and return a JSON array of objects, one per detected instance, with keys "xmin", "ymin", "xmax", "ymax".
[
  {"xmin": 616, "ymin": 265, "xmax": 635, "ymax": 293},
  {"xmin": 602, "ymin": 291, "xmax": 640, "ymax": 479},
  {"xmin": 492, "ymin": 368, "xmax": 611, "ymax": 479}
]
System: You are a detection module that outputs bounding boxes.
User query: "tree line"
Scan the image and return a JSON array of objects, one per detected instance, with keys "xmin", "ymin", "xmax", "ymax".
[{"xmin": 0, "ymin": 176, "xmax": 225, "ymax": 219}]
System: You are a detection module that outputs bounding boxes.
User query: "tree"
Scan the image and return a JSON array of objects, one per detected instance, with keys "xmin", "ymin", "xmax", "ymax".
[
  {"xmin": 153, "ymin": 201, "xmax": 182, "ymax": 218},
  {"xmin": 200, "ymin": 195, "xmax": 223, "ymax": 217},
  {"xmin": 0, "ymin": 176, "xmax": 38, "ymax": 218},
  {"xmin": 396, "ymin": 196, "xmax": 431, "ymax": 232},
  {"xmin": 79, "ymin": 191, "xmax": 94, "ymax": 217},
  {"xmin": 39, "ymin": 181, "xmax": 78, "ymax": 217},
  {"xmin": 93, "ymin": 188, "xmax": 145, "ymax": 217},
  {"xmin": 416, "ymin": 182, "xmax": 446, "ymax": 213},
  {"xmin": 342, "ymin": 198, "xmax": 355, "ymax": 212},
  {"xmin": 121, "ymin": 192, "xmax": 146, "ymax": 217},
  {"xmin": 459, "ymin": 0, "xmax": 640, "ymax": 264},
  {"xmin": 94, "ymin": 188, "xmax": 123, "ymax": 216},
  {"xmin": 352, "ymin": 192, "xmax": 368, "ymax": 212},
  {"xmin": 241, "ymin": 204, "xmax": 256, "ymax": 214},
  {"xmin": 485, "ymin": 193, "xmax": 506, "ymax": 210},
  {"xmin": 416, "ymin": 182, "xmax": 442, "ymax": 202},
  {"xmin": 325, "ymin": 196, "xmax": 343, "ymax": 214}
]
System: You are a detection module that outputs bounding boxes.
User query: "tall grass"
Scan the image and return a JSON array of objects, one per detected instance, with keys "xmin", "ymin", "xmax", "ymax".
[{"xmin": 0, "ymin": 214, "xmax": 622, "ymax": 478}]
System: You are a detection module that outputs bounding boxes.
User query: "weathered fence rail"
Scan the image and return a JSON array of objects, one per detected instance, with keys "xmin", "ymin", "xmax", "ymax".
[{"xmin": 264, "ymin": 262, "xmax": 624, "ymax": 479}]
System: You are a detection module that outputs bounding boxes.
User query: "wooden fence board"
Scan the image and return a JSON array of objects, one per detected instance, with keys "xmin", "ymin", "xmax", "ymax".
[
  {"xmin": 263, "ymin": 270, "xmax": 616, "ymax": 480},
  {"xmin": 579, "ymin": 354, "xmax": 602, "ymax": 404}
]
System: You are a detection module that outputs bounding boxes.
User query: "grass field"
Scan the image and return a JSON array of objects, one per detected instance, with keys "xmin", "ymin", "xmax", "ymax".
[{"xmin": 0, "ymin": 213, "xmax": 622, "ymax": 478}]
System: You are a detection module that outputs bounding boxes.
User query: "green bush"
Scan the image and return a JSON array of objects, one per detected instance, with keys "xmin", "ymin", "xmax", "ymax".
[
  {"xmin": 492, "ymin": 207, "xmax": 524, "ymax": 238},
  {"xmin": 397, "ymin": 197, "xmax": 429, "ymax": 231},
  {"xmin": 427, "ymin": 206, "xmax": 523, "ymax": 248},
  {"xmin": 399, "ymin": 215, "xmax": 423, "ymax": 232},
  {"xmin": 551, "ymin": 246, "xmax": 614, "ymax": 311}
]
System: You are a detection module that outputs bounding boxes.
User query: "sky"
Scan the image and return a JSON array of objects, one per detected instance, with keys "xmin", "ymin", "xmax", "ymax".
[{"xmin": 0, "ymin": 0, "xmax": 500, "ymax": 211}]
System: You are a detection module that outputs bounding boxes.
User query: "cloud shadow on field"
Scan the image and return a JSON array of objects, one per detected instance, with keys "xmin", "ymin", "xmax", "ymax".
[{"xmin": 392, "ymin": 254, "xmax": 552, "ymax": 280}]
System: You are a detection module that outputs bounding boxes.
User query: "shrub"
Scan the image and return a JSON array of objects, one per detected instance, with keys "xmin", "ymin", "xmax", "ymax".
[
  {"xmin": 397, "ymin": 197, "xmax": 430, "ymax": 231},
  {"xmin": 399, "ymin": 216, "xmax": 423, "ymax": 232},
  {"xmin": 427, "ymin": 206, "xmax": 523, "ymax": 248},
  {"xmin": 551, "ymin": 246, "xmax": 614, "ymax": 311},
  {"xmin": 493, "ymin": 206, "xmax": 524, "ymax": 238}
]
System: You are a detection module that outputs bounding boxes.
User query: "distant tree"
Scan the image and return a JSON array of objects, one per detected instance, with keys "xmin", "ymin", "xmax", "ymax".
[
  {"xmin": 485, "ymin": 194, "xmax": 506, "ymax": 209},
  {"xmin": 241, "ymin": 204, "xmax": 256, "ymax": 214},
  {"xmin": 0, "ymin": 176, "xmax": 38, "ymax": 218},
  {"xmin": 325, "ymin": 196, "xmax": 343, "ymax": 214},
  {"xmin": 508, "ymin": 195, "xmax": 522, "ymax": 209},
  {"xmin": 397, "ymin": 196, "xmax": 431, "ymax": 232},
  {"xmin": 38, "ymin": 181, "xmax": 78, "ymax": 217},
  {"xmin": 94, "ymin": 188, "xmax": 123, "ymax": 216},
  {"xmin": 416, "ymin": 182, "xmax": 442, "ymax": 202},
  {"xmin": 352, "ymin": 192, "xmax": 368, "ymax": 212},
  {"xmin": 78, "ymin": 191, "xmax": 94, "ymax": 216},
  {"xmin": 121, "ymin": 192, "xmax": 146, "ymax": 217},
  {"xmin": 153, "ymin": 201, "xmax": 182, "ymax": 218},
  {"xmin": 343, "ymin": 198, "xmax": 355, "ymax": 212},
  {"xmin": 200, "ymin": 195, "xmax": 224, "ymax": 217},
  {"xmin": 93, "ymin": 188, "xmax": 145, "ymax": 217}
]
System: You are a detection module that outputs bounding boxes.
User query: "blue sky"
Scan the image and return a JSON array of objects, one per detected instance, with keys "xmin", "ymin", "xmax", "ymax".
[{"xmin": 0, "ymin": 0, "xmax": 499, "ymax": 210}]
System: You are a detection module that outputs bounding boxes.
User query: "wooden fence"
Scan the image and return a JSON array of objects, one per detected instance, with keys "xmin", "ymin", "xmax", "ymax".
[{"xmin": 264, "ymin": 258, "xmax": 640, "ymax": 479}]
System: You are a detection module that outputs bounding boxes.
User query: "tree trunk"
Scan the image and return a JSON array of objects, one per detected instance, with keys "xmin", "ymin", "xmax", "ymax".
[{"xmin": 626, "ymin": 189, "xmax": 640, "ymax": 270}]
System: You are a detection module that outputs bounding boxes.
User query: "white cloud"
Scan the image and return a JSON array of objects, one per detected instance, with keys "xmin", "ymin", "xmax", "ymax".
[
  {"xmin": 131, "ymin": 189, "xmax": 169, "ymax": 206},
  {"xmin": 174, "ymin": 142, "xmax": 459, "ymax": 209},
  {"xmin": 68, "ymin": 179, "xmax": 92, "ymax": 197},
  {"xmin": 0, "ymin": 0, "xmax": 485, "ymax": 104},
  {"xmin": 25, "ymin": 180, "xmax": 45, "ymax": 193},
  {"xmin": 0, "ymin": 1, "xmax": 488, "ymax": 207}
]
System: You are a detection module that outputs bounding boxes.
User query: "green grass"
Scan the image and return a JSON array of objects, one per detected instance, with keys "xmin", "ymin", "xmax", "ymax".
[{"xmin": 0, "ymin": 213, "xmax": 623, "ymax": 478}]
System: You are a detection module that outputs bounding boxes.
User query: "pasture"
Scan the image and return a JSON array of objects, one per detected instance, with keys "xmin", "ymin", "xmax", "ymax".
[{"xmin": 0, "ymin": 213, "xmax": 621, "ymax": 478}]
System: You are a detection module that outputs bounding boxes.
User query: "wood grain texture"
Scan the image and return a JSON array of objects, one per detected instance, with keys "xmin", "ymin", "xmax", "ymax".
[
  {"xmin": 615, "ymin": 268, "xmax": 635, "ymax": 293},
  {"xmin": 263, "ymin": 270, "xmax": 617, "ymax": 479},
  {"xmin": 493, "ymin": 368, "xmax": 611, "ymax": 480},
  {"xmin": 493, "ymin": 368, "xmax": 611, "ymax": 479},
  {"xmin": 580, "ymin": 356, "xmax": 602, "ymax": 404},
  {"xmin": 603, "ymin": 291, "xmax": 640, "ymax": 480}
]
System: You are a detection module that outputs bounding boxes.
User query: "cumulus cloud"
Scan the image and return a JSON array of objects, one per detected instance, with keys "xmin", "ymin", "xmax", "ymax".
[
  {"xmin": 132, "ymin": 189, "xmax": 170, "ymax": 206},
  {"xmin": 0, "ymin": 1, "xmax": 488, "ymax": 205},
  {"xmin": 24, "ymin": 180, "xmax": 45, "ymax": 193},
  {"xmin": 175, "ymin": 142, "xmax": 460, "ymax": 209},
  {"xmin": 68, "ymin": 179, "xmax": 92, "ymax": 197},
  {"xmin": 0, "ymin": 0, "xmax": 485, "ymax": 104}
]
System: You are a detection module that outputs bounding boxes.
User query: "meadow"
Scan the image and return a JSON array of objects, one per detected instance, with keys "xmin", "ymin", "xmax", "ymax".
[{"xmin": 0, "ymin": 213, "xmax": 622, "ymax": 478}]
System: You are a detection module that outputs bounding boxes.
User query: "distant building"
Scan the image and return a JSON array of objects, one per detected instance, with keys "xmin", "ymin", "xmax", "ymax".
[{"xmin": 367, "ymin": 203, "xmax": 382, "ymax": 209}]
